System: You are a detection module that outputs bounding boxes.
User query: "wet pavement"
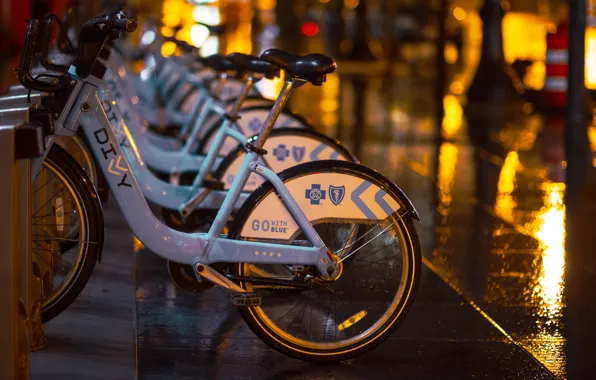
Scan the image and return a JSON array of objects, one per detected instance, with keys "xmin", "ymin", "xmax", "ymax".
[
  {"xmin": 135, "ymin": 250, "xmax": 553, "ymax": 380},
  {"xmin": 30, "ymin": 207, "xmax": 136, "ymax": 380},
  {"xmin": 34, "ymin": 3, "xmax": 596, "ymax": 378},
  {"xmin": 133, "ymin": 71, "xmax": 587, "ymax": 378}
]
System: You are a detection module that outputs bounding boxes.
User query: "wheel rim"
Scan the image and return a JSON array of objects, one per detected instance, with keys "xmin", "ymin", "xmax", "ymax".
[
  {"xmin": 238, "ymin": 215, "xmax": 416, "ymax": 353},
  {"xmin": 55, "ymin": 136, "xmax": 98, "ymax": 185},
  {"xmin": 33, "ymin": 158, "xmax": 89, "ymax": 310}
]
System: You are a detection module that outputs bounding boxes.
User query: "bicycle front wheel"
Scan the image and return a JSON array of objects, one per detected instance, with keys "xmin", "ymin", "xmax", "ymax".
[
  {"xmin": 33, "ymin": 145, "xmax": 105, "ymax": 323},
  {"xmin": 228, "ymin": 160, "xmax": 421, "ymax": 361}
]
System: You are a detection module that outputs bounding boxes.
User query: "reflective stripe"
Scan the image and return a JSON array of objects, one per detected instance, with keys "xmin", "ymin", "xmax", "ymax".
[
  {"xmin": 546, "ymin": 49, "xmax": 568, "ymax": 64},
  {"xmin": 544, "ymin": 77, "xmax": 568, "ymax": 92}
]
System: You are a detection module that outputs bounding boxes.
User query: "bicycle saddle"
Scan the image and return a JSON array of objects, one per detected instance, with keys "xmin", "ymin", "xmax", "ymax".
[
  {"xmin": 200, "ymin": 54, "xmax": 238, "ymax": 73},
  {"xmin": 226, "ymin": 53, "xmax": 281, "ymax": 79},
  {"xmin": 260, "ymin": 49, "xmax": 337, "ymax": 86}
]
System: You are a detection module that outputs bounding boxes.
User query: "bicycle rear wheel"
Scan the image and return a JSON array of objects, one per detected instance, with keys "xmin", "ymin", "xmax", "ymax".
[
  {"xmin": 34, "ymin": 145, "xmax": 105, "ymax": 322},
  {"xmin": 228, "ymin": 160, "xmax": 421, "ymax": 361}
]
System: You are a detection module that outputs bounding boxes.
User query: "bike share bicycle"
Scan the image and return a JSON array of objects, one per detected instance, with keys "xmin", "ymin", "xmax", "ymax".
[
  {"xmin": 107, "ymin": 22, "xmax": 316, "ymax": 155},
  {"xmin": 129, "ymin": 18, "xmax": 301, "ymax": 138},
  {"xmin": 1, "ymin": 12, "xmax": 359, "ymax": 322},
  {"xmin": 30, "ymin": 13, "xmax": 356, "ymax": 200},
  {"xmin": 15, "ymin": 12, "xmax": 421, "ymax": 361},
  {"xmin": 98, "ymin": 48, "xmax": 357, "ymax": 230}
]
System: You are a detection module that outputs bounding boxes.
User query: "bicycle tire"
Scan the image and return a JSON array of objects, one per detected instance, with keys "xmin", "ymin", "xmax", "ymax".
[
  {"xmin": 36, "ymin": 144, "xmax": 105, "ymax": 323},
  {"xmin": 227, "ymin": 160, "xmax": 421, "ymax": 362}
]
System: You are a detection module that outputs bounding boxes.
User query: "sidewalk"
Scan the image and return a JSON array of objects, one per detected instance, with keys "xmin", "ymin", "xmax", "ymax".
[
  {"xmin": 30, "ymin": 205, "xmax": 136, "ymax": 380},
  {"xmin": 134, "ymin": 249, "xmax": 554, "ymax": 380}
]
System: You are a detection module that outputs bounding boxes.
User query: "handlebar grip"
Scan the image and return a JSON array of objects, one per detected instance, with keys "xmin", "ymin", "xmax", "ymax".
[
  {"xmin": 74, "ymin": 14, "xmax": 138, "ymax": 78},
  {"xmin": 111, "ymin": 18, "xmax": 138, "ymax": 32}
]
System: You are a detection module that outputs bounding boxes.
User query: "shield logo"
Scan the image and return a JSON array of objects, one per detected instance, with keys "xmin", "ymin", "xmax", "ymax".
[
  {"xmin": 292, "ymin": 146, "xmax": 306, "ymax": 162},
  {"xmin": 329, "ymin": 185, "xmax": 345, "ymax": 206}
]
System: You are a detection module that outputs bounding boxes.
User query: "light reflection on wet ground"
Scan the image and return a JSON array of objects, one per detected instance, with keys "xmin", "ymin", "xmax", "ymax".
[
  {"xmin": 251, "ymin": 4, "xmax": 578, "ymax": 372},
  {"xmin": 135, "ymin": 2, "xmax": 596, "ymax": 378},
  {"xmin": 290, "ymin": 73, "xmax": 569, "ymax": 377}
]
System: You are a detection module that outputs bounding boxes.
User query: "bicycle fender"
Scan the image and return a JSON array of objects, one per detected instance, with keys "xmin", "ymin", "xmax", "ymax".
[
  {"xmin": 213, "ymin": 128, "xmax": 357, "ymax": 193},
  {"xmin": 229, "ymin": 160, "xmax": 419, "ymax": 242}
]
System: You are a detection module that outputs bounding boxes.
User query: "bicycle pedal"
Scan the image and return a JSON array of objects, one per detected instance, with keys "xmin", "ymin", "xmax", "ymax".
[{"xmin": 230, "ymin": 292, "xmax": 261, "ymax": 307}]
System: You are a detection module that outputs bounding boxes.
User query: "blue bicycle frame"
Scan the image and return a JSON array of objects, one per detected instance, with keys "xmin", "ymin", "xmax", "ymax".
[{"xmin": 39, "ymin": 68, "xmax": 339, "ymax": 278}]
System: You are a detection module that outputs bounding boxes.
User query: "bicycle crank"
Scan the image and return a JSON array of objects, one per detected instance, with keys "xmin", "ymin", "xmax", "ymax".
[
  {"xmin": 193, "ymin": 262, "xmax": 263, "ymax": 307},
  {"xmin": 168, "ymin": 261, "xmax": 228, "ymax": 293}
]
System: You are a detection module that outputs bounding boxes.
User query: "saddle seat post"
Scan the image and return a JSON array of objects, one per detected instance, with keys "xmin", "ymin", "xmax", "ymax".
[
  {"xmin": 211, "ymin": 72, "xmax": 228, "ymax": 100},
  {"xmin": 176, "ymin": 72, "xmax": 256, "ymax": 209},
  {"xmin": 252, "ymin": 77, "xmax": 299, "ymax": 150},
  {"xmin": 228, "ymin": 74, "xmax": 254, "ymax": 119}
]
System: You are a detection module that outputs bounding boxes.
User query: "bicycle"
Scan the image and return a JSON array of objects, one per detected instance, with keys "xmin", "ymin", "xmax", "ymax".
[
  {"xmin": 3, "ymin": 15, "xmax": 358, "ymax": 321},
  {"xmin": 16, "ymin": 13, "xmax": 421, "ymax": 361}
]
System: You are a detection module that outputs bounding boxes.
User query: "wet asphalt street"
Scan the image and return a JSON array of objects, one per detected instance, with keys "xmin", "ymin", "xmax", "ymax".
[
  {"xmin": 133, "ymin": 68, "xmax": 596, "ymax": 379},
  {"xmin": 29, "ymin": 4, "xmax": 596, "ymax": 377}
]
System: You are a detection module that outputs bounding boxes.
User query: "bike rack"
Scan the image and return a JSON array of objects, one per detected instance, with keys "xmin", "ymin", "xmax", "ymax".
[{"xmin": 0, "ymin": 121, "xmax": 45, "ymax": 380}]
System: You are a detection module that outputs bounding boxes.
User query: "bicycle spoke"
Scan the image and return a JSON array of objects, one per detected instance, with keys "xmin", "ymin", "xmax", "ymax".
[
  {"xmin": 339, "ymin": 221, "xmax": 397, "ymax": 262},
  {"xmin": 32, "ymin": 171, "xmax": 58, "ymax": 195},
  {"xmin": 355, "ymin": 241, "xmax": 401, "ymax": 263},
  {"xmin": 333, "ymin": 223, "xmax": 381, "ymax": 255},
  {"xmin": 32, "ymin": 199, "xmax": 76, "ymax": 223},
  {"xmin": 32, "ymin": 240, "xmax": 75, "ymax": 267},
  {"xmin": 32, "ymin": 223, "xmax": 80, "ymax": 227},
  {"xmin": 32, "ymin": 185, "xmax": 66, "ymax": 217},
  {"xmin": 33, "ymin": 236, "xmax": 97, "ymax": 245}
]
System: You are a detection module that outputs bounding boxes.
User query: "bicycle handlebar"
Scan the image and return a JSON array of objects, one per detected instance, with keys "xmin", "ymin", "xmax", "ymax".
[
  {"xmin": 73, "ymin": 12, "xmax": 137, "ymax": 78},
  {"xmin": 39, "ymin": 14, "xmax": 75, "ymax": 72},
  {"xmin": 163, "ymin": 36, "xmax": 199, "ymax": 54},
  {"xmin": 16, "ymin": 19, "xmax": 67, "ymax": 93},
  {"xmin": 17, "ymin": 12, "xmax": 138, "ymax": 91}
]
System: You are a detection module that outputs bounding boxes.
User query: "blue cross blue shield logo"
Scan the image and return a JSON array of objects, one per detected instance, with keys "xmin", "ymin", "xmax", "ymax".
[
  {"xmin": 273, "ymin": 144, "xmax": 290, "ymax": 161},
  {"xmin": 329, "ymin": 185, "xmax": 345, "ymax": 206},
  {"xmin": 292, "ymin": 146, "xmax": 306, "ymax": 162},
  {"xmin": 248, "ymin": 118, "xmax": 262, "ymax": 133},
  {"xmin": 305, "ymin": 184, "xmax": 326, "ymax": 205}
]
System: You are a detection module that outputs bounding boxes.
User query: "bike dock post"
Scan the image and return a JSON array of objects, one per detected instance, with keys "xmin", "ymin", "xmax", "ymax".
[{"xmin": 0, "ymin": 121, "xmax": 45, "ymax": 380}]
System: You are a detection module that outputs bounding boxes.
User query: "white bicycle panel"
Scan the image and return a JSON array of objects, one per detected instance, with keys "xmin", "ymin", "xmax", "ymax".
[
  {"xmin": 202, "ymin": 108, "xmax": 309, "ymax": 156},
  {"xmin": 221, "ymin": 134, "xmax": 352, "ymax": 192},
  {"xmin": 240, "ymin": 173, "xmax": 401, "ymax": 240}
]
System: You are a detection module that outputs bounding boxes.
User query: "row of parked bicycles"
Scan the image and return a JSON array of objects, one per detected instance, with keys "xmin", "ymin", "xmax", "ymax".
[{"xmin": 1, "ymin": 8, "xmax": 422, "ymax": 361}]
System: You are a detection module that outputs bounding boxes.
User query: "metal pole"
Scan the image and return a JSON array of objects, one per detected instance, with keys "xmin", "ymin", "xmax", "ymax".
[
  {"xmin": 16, "ymin": 143, "xmax": 32, "ymax": 380},
  {"xmin": 0, "ymin": 126, "xmax": 22, "ymax": 380},
  {"xmin": 435, "ymin": 0, "xmax": 447, "ymax": 142},
  {"xmin": 28, "ymin": 139, "xmax": 46, "ymax": 351},
  {"xmin": 466, "ymin": 0, "xmax": 519, "ymax": 106},
  {"xmin": 0, "ymin": 121, "xmax": 44, "ymax": 380},
  {"xmin": 564, "ymin": 3, "xmax": 596, "ymax": 379},
  {"xmin": 565, "ymin": 0, "xmax": 590, "ymax": 203}
]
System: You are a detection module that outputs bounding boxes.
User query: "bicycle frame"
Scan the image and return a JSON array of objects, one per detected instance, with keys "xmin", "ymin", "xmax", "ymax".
[
  {"xmin": 39, "ymin": 69, "xmax": 337, "ymax": 277},
  {"xmin": 100, "ymin": 74, "xmax": 246, "ymax": 175}
]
